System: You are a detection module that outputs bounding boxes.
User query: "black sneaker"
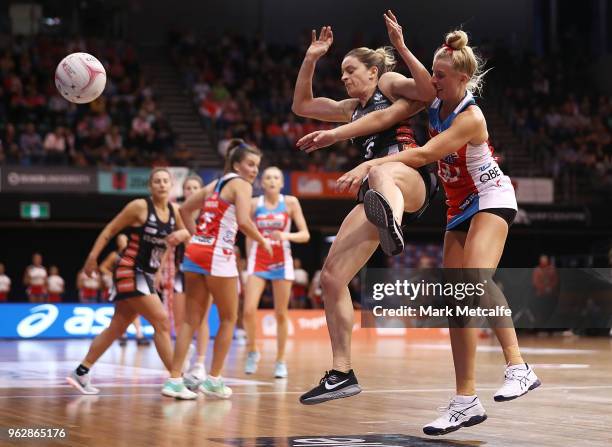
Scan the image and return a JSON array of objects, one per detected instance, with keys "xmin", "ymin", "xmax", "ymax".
[
  {"xmin": 299, "ymin": 369, "xmax": 362, "ymax": 405},
  {"xmin": 363, "ymin": 190, "xmax": 404, "ymax": 256}
]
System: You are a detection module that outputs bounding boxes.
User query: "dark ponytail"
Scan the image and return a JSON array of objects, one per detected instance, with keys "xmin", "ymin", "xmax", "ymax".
[{"xmin": 224, "ymin": 139, "xmax": 262, "ymax": 173}]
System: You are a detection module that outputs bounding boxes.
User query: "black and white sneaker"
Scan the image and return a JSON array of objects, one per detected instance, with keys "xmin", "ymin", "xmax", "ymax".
[
  {"xmin": 363, "ymin": 190, "xmax": 404, "ymax": 256},
  {"xmin": 423, "ymin": 395, "xmax": 487, "ymax": 436},
  {"xmin": 494, "ymin": 363, "xmax": 541, "ymax": 402},
  {"xmin": 299, "ymin": 370, "xmax": 362, "ymax": 405}
]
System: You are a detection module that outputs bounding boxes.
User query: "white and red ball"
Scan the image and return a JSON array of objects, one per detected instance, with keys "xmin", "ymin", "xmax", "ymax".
[{"xmin": 54, "ymin": 52, "xmax": 106, "ymax": 104}]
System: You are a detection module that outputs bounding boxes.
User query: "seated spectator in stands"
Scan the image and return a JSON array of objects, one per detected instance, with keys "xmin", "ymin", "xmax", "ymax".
[
  {"xmin": 0, "ymin": 263, "xmax": 11, "ymax": 302},
  {"xmin": 47, "ymin": 266, "xmax": 65, "ymax": 303},
  {"xmin": 105, "ymin": 125, "xmax": 123, "ymax": 151},
  {"xmin": 24, "ymin": 253, "xmax": 47, "ymax": 303},
  {"xmin": 19, "ymin": 122, "xmax": 43, "ymax": 164},
  {"xmin": 43, "ymin": 126, "xmax": 68, "ymax": 165},
  {"xmin": 217, "ymin": 129, "xmax": 233, "ymax": 157},
  {"xmin": 290, "ymin": 258, "xmax": 309, "ymax": 309}
]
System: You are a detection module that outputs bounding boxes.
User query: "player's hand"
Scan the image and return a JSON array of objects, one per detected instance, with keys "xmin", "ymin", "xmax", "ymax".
[
  {"xmin": 83, "ymin": 256, "xmax": 98, "ymax": 277},
  {"xmin": 384, "ymin": 10, "xmax": 405, "ymax": 50},
  {"xmin": 261, "ymin": 239, "xmax": 274, "ymax": 256},
  {"xmin": 166, "ymin": 229, "xmax": 188, "ymax": 246},
  {"xmin": 269, "ymin": 230, "xmax": 285, "ymax": 241},
  {"xmin": 336, "ymin": 162, "xmax": 372, "ymax": 194},
  {"xmin": 296, "ymin": 129, "xmax": 338, "ymax": 153},
  {"xmin": 305, "ymin": 26, "xmax": 333, "ymax": 60}
]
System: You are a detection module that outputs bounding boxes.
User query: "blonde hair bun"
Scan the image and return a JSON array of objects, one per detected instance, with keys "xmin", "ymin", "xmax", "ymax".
[{"xmin": 445, "ymin": 30, "xmax": 468, "ymax": 50}]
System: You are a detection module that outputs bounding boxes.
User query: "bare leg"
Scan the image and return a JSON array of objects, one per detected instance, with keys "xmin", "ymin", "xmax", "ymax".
[
  {"xmin": 243, "ymin": 275, "xmax": 267, "ymax": 353},
  {"xmin": 367, "ymin": 162, "xmax": 426, "ymax": 221},
  {"xmin": 195, "ymin": 300, "xmax": 211, "ymax": 365},
  {"xmin": 128, "ymin": 295, "xmax": 174, "ymax": 371},
  {"xmin": 463, "ymin": 213, "xmax": 524, "ymax": 366},
  {"xmin": 320, "ymin": 205, "xmax": 379, "ymax": 372},
  {"xmin": 206, "ymin": 276, "xmax": 239, "ymax": 377},
  {"xmin": 272, "ymin": 279, "xmax": 292, "ymax": 362},
  {"xmin": 82, "ymin": 300, "xmax": 138, "ymax": 367},
  {"xmin": 170, "ymin": 273, "xmax": 210, "ymax": 378}
]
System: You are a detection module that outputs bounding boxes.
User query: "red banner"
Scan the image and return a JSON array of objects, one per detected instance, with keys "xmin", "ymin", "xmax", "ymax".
[
  {"xmin": 254, "ymin": 310, "xmax": 449, "ymax": 340},
  {"xmin": 290, "ymin": 172, "xmax": 354, "ymax": 199}
]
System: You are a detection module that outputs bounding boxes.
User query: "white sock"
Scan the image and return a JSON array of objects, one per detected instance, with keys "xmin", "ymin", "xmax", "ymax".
[
  {"xmin": 454, "ymin": 394, "xmax": 477, "ymax": 403},
  {"xmin": 168, "ymin": 377, "xmax": 182, "ymax": 384},
  {"xmin": 208, "ymin": 375, "xmax": 219, "ymax": 382}
]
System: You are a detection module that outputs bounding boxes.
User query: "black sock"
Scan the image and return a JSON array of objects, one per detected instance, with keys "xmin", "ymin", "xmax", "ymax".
[
  {"xmin": 76, "ymin": 364, "xmax": 90, "ymax": 376},
  {"xmin": 330, "ymin": 369, "xmax": 351, "ymax": 376}
]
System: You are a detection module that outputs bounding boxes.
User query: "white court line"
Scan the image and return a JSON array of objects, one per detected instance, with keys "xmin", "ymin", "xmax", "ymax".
[{"xmin": 3, "ymin": 384, "xmax": 612, "ymax": 399}]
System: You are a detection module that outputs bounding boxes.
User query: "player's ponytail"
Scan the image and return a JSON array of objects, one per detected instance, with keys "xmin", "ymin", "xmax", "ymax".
[
  {"xmin": 345, "ymin": 46, "xmax": 396, "ymax": 78},
  {"xmin": 434, "ymin": 29, "xmax": 488, "ymax": 95}
]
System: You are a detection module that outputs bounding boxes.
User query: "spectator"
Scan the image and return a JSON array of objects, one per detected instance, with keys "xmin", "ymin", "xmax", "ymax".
[
  {"xmin": 19, "ymin": 122, "xmax": 43, "ymax": 164},
  {"xmin": 47, "ymin": 265, "xmax": 65, "ymax": 303},
  {"xmin": 43, "ymin": 126, "xmax": 67, "ymax": 164},
  {"xmin": 531, "ymin": 254, "xmax": 559, "ymax": 326},
  {"xmin": 77, "ymin": 269, "xmax": 101, "ymax": 304},
  {"xmin": 0, "ymin": 262, "xmax": 11, "ymax": 302},
  {"xmin": 23, "ymin": 252, "xmax": 47, "ymax": 303}
]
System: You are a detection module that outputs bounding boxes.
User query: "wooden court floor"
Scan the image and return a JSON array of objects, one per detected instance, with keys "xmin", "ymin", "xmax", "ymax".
[{"xmin": 1, "ymin": 334, "xmax": 611, "ymax": 446}]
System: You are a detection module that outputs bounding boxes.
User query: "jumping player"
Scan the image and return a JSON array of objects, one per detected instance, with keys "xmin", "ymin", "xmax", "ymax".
[
  {"xmin": 66, "ymin": 168, "xmax": 190, "ymax": 394},
  {"xmin": 292, "ymin": 15, "xmax": 437, "ymax": 405},
  {"xmin": 305, "ymin": 22, "xmax": 541, "ymax": 434},
  {"xmin": 243, "ymin": 166, "xmax": 310, "ymax": 378},
  {"xmin": 162, "ymin": 140, "xmax": 272, "ymax": 400}
]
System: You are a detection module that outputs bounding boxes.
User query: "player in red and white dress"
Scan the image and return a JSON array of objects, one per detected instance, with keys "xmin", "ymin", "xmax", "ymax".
[
  {"xmin": 316, "ymin": 23, "xmax": 540, "ymax": 435},
  {"xmin": 47, "ymin": 266, "xmax": 65, "ymax": 303},
  {"xmin": 23, "ymin": 253, "xmax": 47, "ymax": 303},
  {"xmin": 0, "ymin": 263, "xmax": 11, "ymax": 302},
  {"xmin": 243, "ymin": 167, "xmax": 310, "ymax": 378},
  {"xmin": 77, "ymin": 269, "xmax": 100, "ymax": 303},
  {"xmin": 163, "ymin": 139, "xmax": 272, "ymax": 400}
]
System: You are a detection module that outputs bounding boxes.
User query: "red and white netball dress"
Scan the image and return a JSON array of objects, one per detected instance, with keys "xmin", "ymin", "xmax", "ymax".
[
  {"xmin": 26, "ymin": 265, "xmax": 47, "ymax": 299},
  {"xmin": 247, "ymin": 195, "xmax": 294, "ymax": 281},
  {"xmin": 0, "ymin": 273, "xmax": 10, "ymax": 301},
  {"xmin": 79, "ymin": 270, "xmax": 100, "ymax": 303},
  {"xmin": 428, "ymin": 91, "xmax": 517, "ymax": 230},
  {"xmin": 47, "ymin": 274, "xmax": 65, "ymax": 303},
  {"xmin": 182, "ymin": 173, "xmax": 241, "ymax": 278}
]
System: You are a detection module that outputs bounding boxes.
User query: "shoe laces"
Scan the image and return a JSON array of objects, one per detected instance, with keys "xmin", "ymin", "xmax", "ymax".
[
  {"xmin": 437, "ymin": 398, "xmax": 461, "ymax": 414},
  {"xmin": 318, "ymin": 371, "xmax": 333, "ymax": 384},
  {"xmin": 504, "ymin": 366, "xmax": 530, "ymax": 386}
]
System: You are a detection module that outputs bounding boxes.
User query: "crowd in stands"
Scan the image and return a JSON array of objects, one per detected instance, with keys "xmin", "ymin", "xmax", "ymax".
[
  {"xmin": 0, "ymin": 34, "xmax": 190, "ymax": 168},
  {"xmin": 1, "ymin": 31, "xmax": 610, "ymax": 201},
  {"xmin": 169, "ymin": 30, "xmax": 430, "ymax": 173},
  {"xmin": 494, "ymin": 48, "xmax": 612, "ymax": 200}
]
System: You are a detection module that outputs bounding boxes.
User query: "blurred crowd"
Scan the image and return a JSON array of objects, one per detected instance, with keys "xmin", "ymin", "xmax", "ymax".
[
  {"xmin": 0, "ymin": 31, "xmax": 610, "ymax": 200},
  {"xmin": 496, "ymin": 49, "xmax": 612, "ymax": 199},
  {"xmin": 168, "ymin": 30, "xmax": 429, "ymax": 172},
  {"xmin": 0, "ymin": 34, "xmax": 189, "ymax": 168}
]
